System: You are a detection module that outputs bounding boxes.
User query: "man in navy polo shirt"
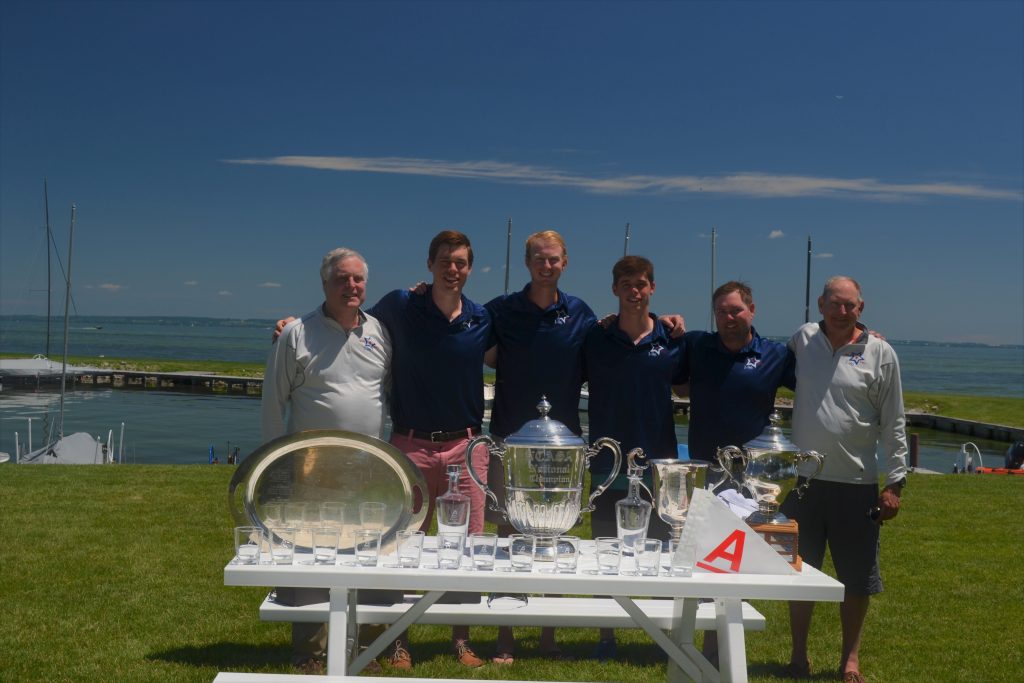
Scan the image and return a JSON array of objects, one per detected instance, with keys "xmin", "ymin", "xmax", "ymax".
[
  {"xmin": 485, "ymin": 229, "xmax": 596, "ymax": 442},
  {"xmin": 680, "ymin": 280, "xmax": 796, "ymax": 465},
  {"xmin": 483, "ymin": 229, "xmax": 595, "ymax": 663},
  {"xmin": 582, "ymin": 254, "xmax": 686, "ymax": 660},
  {"xmin": 676, "ymin": 280, "xmax": 796, "ymax": 668},
  {"xmin": 367, "ymin": 229, "xmax": 492, "ymax": 669},
  {"xmin": 583, "ymin": 255, "xmax": 686, "ymax": 537}
]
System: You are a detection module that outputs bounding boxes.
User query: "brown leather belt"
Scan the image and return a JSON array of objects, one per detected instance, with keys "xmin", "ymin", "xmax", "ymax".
[{"xmin": 396, "ymin": 425, "xmax": 482, "ymax": 443}]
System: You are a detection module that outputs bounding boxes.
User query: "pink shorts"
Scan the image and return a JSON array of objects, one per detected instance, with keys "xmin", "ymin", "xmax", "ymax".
[{"xmin": 390, "ymin": 432, "xmax": 490, "ymax": 534}]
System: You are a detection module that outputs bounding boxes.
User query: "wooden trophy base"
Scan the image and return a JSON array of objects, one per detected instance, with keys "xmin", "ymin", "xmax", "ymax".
[{"xmin": 749, "ymin": 518, "xmax": 802, "ymax": 570}]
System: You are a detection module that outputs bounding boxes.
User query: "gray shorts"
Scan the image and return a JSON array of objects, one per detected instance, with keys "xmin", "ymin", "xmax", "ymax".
[{"xmin": 780, "ymin": 478, "xmax": 883, "ymax": 596}]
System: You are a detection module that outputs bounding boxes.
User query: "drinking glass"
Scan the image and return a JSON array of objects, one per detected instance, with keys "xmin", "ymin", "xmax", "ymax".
[
  {"xmin": 397, "ymin": 530, "xmax": 424, "ymax": 568},
  {"xmin": 554, "ymin": 535, "xmax": 580, "ymax": 574},
  {"xmin": 270, "ymin": 526, "xmax": 297, "ymax": 565},
  {"xmin": 312, "ymin": 527, "xmax": 339, "ymax": 565},
  {"xmin": 469, "ymin": 532, "xmax": 498, "ymax": 571},
  {"xmin": 633, "ymin": 537, "xmax": 662, "ymax": 576},
  {"xmin": 355, "ymin": 528, "xmax": 381, "ymax": 567},
  {"xmin": 595, "ymin": 536, "xmax": 621, "ymax": 575},
  {"xmin": 359, "ymin": 501, "xmax": 387, "ymax": 531},
  {"xmin": 509, "ymin": 534, "xmax": 536, "ymax": 572},
  {"xmin": 234, "ymin": 526, "xmax": 263, "ymax": 565},
  {"xmin": 319, "ymin": 502, "xmax": 347, "ymax": 528},
  {"xmin": 437, "ymin": 531, "xmax": 464, "ymax": 570}
]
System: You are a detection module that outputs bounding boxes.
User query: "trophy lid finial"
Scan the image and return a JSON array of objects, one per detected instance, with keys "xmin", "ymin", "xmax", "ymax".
[{"xmin": 536, "ymin": 395, "xmax": 552, "ymax": 418}]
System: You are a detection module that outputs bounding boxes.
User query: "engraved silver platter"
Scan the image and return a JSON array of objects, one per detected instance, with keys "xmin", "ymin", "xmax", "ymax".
[{"xmin": 228, "ymin": 430, "xmax": 428, "ymax": 553}]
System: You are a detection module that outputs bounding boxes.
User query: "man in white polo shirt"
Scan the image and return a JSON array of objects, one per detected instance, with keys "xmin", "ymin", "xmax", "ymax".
[
  {"xmin": 782, "ymin": 276, "xmax": 907, "ymax": 683},
  {"xmin": 261, "ymin": 247, "xmax": 391, "ymax": 674}
]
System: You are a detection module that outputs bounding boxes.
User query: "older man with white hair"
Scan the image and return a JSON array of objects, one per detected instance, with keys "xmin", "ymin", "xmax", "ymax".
[
  {"xmin": 782, "ymin": 275, "xmax": 908, "ymax": 683},
  {"xmin": 261, "ymin": 247, "xmax": 392, "ymax": 675}
]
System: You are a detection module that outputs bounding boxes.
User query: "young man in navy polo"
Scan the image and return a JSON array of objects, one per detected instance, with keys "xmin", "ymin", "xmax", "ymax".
[
  {"xmin": 583, "ymin": 255, "xmax": 686, "ymax": 536},
  {"xmin": 483, "ymin": 229, "xmax": 596, "ymax": 663},
  {"xmin": 680, "ymin": 280, "xmax": 796, "ymax": 464},
  {"xmin": 368, "ymin": 229, "xmax": 493, "ymax": 669},
  {"xmin": 582, "ymin": 254, "xmax": 687, "ymax": 660}
]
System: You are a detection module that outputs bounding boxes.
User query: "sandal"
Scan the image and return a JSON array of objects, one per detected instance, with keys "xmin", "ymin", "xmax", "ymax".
[
  {"xmin": 492, "ymin": 652, "xmax": 515, "ymax": 665},
  {"xmin": 843, "ymin": 672, "xmax": 867, "ymax": 683}
]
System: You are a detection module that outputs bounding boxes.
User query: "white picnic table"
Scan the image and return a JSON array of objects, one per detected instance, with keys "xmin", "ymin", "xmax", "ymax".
[{"xmin": 223, "ymin": 538, "xmax": 843, "ymax": 683}]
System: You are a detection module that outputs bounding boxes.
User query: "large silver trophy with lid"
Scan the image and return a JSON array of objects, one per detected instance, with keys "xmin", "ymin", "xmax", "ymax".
[
  {"xmin": 716, "ymin": 412, "xmax": 824, "ymax": 526},
  {"xmin": 466, "ymin": 397, "xmax": 621, "ymax": 556}
]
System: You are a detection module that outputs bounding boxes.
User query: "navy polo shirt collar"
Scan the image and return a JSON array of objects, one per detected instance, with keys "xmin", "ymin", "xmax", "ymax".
[
  {"xmin": 606, "ymin": 313, "xmax": 670, "ymax": 347},
  {"xmin": 509, "ymin": 283, "xmax": 571, "ymax": 317},
  {"xmin": 714, "ymin": 326, "xmax": 765, "ymax": 356},
  {"xmin": 419, "ymin": 285, "xmax": 481, "ymax": 328}
]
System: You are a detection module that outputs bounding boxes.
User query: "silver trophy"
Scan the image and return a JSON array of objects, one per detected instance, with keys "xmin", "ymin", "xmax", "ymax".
[
  {"xmin": 466, "ymin": 397, "xmax": 621, "ymax": 556},
  {"xmin": 716, "ymin": 412, "xmax": 824, "ymax": 525},
  {"xmin": 648, "ymin": 459, "xmax": 708, "ymax": 545}
]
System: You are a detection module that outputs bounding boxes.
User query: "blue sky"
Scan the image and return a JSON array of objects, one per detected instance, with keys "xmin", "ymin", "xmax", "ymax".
[{"xmin": 2, "ymin": 1, "xmax": 1022, "ymax": 345}]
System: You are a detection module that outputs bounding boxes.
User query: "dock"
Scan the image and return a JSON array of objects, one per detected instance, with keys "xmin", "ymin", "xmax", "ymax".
[
  {"xmin": 4, "ymin": 366, "xmax": 1021, "ymax": 443},
  {"xmin": 1, "ymin": 367, "xmax": 263, "ymax": 395}
]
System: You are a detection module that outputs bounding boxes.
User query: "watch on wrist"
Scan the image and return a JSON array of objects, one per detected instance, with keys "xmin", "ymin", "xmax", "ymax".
[{"xmin": 890, "ymin": 477, "xmax": 906, "ymax": 494}]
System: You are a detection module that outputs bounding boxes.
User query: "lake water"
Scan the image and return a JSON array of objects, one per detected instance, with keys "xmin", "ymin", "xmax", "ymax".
[{"xmin": 2, "ymin": 315, "xmax": 1021, "ymax": 470}]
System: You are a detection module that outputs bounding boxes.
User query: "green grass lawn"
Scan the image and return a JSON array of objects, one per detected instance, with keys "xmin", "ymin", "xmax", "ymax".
[{"xmin": 1, "ymin": 467, "xmax": 1021, "ymax": 682}]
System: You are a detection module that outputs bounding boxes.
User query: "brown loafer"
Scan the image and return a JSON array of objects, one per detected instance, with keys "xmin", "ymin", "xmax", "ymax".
[
  {"xmin": 388, "ymin": 641, "xmax": 413, "ymax": 670},
  {"xmin": 453, "ymin": 639, "xmax": 484, "ymax": 667}
]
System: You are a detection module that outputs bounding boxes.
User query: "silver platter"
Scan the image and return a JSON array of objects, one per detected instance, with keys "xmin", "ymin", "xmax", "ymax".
[{"xmin": 228, "ymin": 430, "xmax": 428, "ymax": 553}]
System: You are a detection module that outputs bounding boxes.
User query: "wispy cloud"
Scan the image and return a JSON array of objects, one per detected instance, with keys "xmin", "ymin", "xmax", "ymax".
[
  {"xmin": 98, "ymin": 283, "xmax": 122, "ymax": 292},
  {"xmin": 259, "ymin": 282, "xmax": 282, "ymax": 288},
  {"xmin": 224, "ymin": 154, "xmax": 1022, "ymax": 202},
  {"xmin": 813, "ymin": 252, "xmax": 835, "ymax": 259},
  {"xmin": 184, "ymin": 280, "xmax": 198, "ymax": 286},
  {"xmin": 479, "ymin": 266, "xmax": 492, "ymax": 274},
  {"xmin": 769, "ymin": 229, "xmax": 785, "ymax": 239},
  {"xmin": 218, "ymin": 290, "xmax": 233, "ymax": 296}
]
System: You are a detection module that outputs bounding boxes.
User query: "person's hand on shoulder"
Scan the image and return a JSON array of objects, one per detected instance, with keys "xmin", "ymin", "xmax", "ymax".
[
  {"xmin": 271, "ymin": 316, "xmax": 296, "ymax": 344},
  {"xmin": 659, "ymin": 314, "xmax": 686, "ymax": 338}
]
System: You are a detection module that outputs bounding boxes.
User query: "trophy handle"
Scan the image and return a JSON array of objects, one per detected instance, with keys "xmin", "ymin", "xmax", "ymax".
[
  {"xmin": 584, "ymin": 437, "xmax": 623, "ymax": 513},
  {"xmin": 714, "ymin": 445, "xmax": 746, "ymax": 481},
  {"xmin": 794, "ymin": 450, "xmax": 824, "ymax": 498},
  {"xmin": 464, "ymin": 435, "xmax": 504, "ymax": 516}
]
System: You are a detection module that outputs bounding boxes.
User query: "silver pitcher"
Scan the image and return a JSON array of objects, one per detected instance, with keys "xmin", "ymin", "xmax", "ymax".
[
  {"xmin": 716, "ymin": 412, "xmax": 824, "ymax": 525},
  {"xmin": 648, "ymin": 459, "xmax": 708, "ymax": 544},
  {"xmin": 466, "ymin": 397, "xmax": 621, "ymax": 538}
]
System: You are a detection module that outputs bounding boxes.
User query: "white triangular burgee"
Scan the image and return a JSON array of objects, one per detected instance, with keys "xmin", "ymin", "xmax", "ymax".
[{"xmin": 672, "ymin": 488, "xmax": 797, "ymax": 575}]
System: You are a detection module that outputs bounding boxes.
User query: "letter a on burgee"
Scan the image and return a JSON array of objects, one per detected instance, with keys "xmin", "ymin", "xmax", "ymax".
[{"xmin": 677, "ymin": 488, "xmax": 796, "ymax": 575}]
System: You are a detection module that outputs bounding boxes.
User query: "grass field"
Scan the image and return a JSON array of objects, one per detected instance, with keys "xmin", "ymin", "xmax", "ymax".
[{"xmin": 1, "ymin": 466, "xmax": 1021, "ymax": 682}]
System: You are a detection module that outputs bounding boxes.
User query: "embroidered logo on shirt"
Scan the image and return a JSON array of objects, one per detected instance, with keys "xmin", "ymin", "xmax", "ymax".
[
  {"xmin": 461, "ymin": 320, "xmax": 475, "ymax": 331},
  {"xmin": 362, "ymin": 336, "xmax": 378, "ymax": 351},
  {"xmin": 555, "ymin": 311, "xmax": 570, "ymax": 325},
  {"xmin": 649, "ymin": 343, "xmax": 664, "ymax": 357},
  {"xmin": 744, "ymin": 357, "xmax": 761, "ymax": 370},
  {"xmin": 847, "ymin": 353, "xmax": 865, "ymax": 366}
]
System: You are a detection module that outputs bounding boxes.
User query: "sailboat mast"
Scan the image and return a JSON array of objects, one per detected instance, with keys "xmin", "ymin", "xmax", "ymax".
[
  {"xmin": 623, "ymin": 223, "xmax": 631, "ymax": 256},
  {"xmin": 710, "ymin": 226, "xmax": 717, "ymax": 331},
  {"xmin": 503, "ymin": 217, "xmax": 512, "ymax": 296},
  {"xmin": 44, "ymin": 180, "xmax": 52, "ymax": 357},
  {"xmin": 58, "ymin": 204, "xmax": 76, "ymax": 440},
  {"xmin": 805, "ymin": 235, "xmax": 812, "ymax": 323}
]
